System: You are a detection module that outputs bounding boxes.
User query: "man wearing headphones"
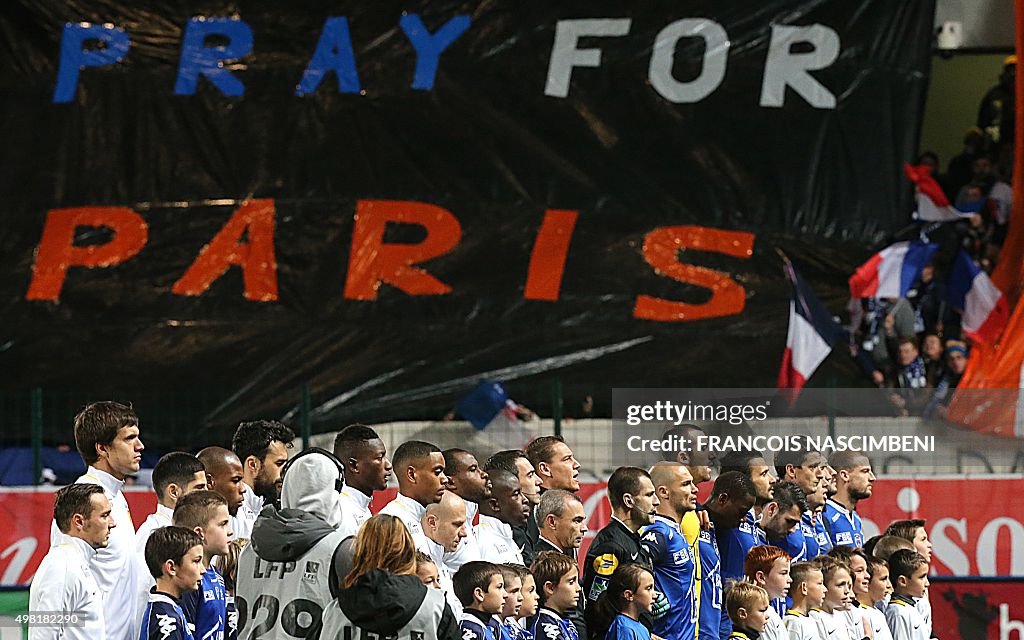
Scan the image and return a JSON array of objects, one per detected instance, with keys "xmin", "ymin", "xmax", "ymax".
[{"xmin": 236, "ymin": 448, "xmax": 350, "ymax": 640}]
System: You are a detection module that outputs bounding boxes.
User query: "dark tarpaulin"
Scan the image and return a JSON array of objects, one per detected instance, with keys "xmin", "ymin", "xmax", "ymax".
[{"xmin": 0, "ymin": 1, "xmax": 935, "ymax": 445}]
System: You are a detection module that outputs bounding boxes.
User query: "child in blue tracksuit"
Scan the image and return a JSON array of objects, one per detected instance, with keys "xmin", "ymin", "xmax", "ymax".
[{"xmin": 139, "ymin": 526, "xmax": 207, "ymax": 640}]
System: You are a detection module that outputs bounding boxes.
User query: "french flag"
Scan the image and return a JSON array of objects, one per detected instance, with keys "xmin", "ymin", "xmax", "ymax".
[
  {"xmin": 778, "ymin": 261, "xmax": 842, "ymax": 397},
  {"xmin": 904, "ymin": 164, "xmax": 980, "ymax": 221},
  {"xmin": 946, "ymin": 251, "xmax": 1009, "ymax": 343},
  {"xmin": 848, "ymin": 240, "xmax": 938, "ymax": 299}
]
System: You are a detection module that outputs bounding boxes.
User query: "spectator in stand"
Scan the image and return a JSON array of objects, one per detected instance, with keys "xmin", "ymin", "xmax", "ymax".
[
  {"xmin": 925, "ymin": 341, "xmax": 969, "ymax": 418},
  {"xmin": 312, "ymin": 514, "xmax": 461, "ymax": 640},
  {"xmin": 231, "ymin": 420, "xmax": 294, "ymax": 540},
  {"xmin": 946, "ymin": 128, "xmax": 987, "ymax": 199},
  {"xmin": 906, "ymin": 266, "xmax": 945, "ymax": 336},
  {"xmin": 892, "ymin": 337, "xmax": 930, "ymax": 416},
  {"xmin": 920, "ymin": 333, "xmax": 945, "ymax": 386},
  {"xmin": 978, "ymin": 55, "xmax": 1016, "ymax": 145}
]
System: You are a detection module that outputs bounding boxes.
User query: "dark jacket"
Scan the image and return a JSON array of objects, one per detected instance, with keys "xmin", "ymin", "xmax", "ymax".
[
  {"xmin": 582, "ymin": 518, "xmax": 653, "ymax": 640},
  {"xmin": 309, "ymin": 569, "xmax": 460, "ymax": 640}
]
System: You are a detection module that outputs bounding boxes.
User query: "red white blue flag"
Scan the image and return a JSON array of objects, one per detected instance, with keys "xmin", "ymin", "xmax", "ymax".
[{"xmin": 778, "ymin": 261, "xmax": 842, "ymax": 395}]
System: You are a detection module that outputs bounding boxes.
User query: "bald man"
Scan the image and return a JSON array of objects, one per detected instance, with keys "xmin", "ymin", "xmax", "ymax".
[
  {"xmin": 197, "ymin": 447, "xmax": 247, "ymax": 536},
  {"xmin": 420, "ymin": 492, "xmax": 469, "ymax": 616}
]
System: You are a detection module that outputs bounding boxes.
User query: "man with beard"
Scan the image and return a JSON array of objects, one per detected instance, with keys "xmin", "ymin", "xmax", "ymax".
[
  {"xmin": 760, "ymin": 481, "xmax": 809, "ymax": 557},
  {"xmin": 801, "ymin": 454, "xmax": 833, "ymax": 559},
  {"xmin": 441, "ymin": 449, "xmax": 491, "ymax": 572},
  {"xmin": 716, "ymin": 450, "xmax": 774, "ymax": 581},
  {"xmin": 536, "ymin": 489, "xmax": 588, "ymax": 639},
  {"xmin": 420, "ymin": 491, "xmax": 470, "ymax": 616},
  {"xmin": 477, "ymin": 469, "xmax": 529, "ymax": 564},
  {"xmin": 825, "ymin": 451, "xmax": 874, "ymax": 548},
  {"xmin": 641, "ymin": 463, "xmax": 699, "ymax": 640},
  {"xmin": 196, "ymin": 447, "xmax": 247, "ymax": 533},
  {"xmin": 231, "ymin": 420, "xmax": 294, "ymax": 539},
  {"xmin": 334, "ymin": 424, "xmax": 392, "ymax": 536},
  {"xmin": 583, "ymin": 467, "xmax": 661, "ymax": 640},
  {"xmin": 485, "ymin": 450, "xmax": 542, "ymax": 564},
  {"xmin": 702, "ymin": 472, "xmax": 757, "ymax": 640}
]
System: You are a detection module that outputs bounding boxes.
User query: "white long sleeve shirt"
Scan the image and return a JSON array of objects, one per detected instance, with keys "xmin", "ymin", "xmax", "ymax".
[
  {"xmin": 379, "ymin": 493, "xmax": 428, "ymax": 538},
  {"xmin": 50, "ymin": 467, "xmax": 138, "ymax": 640},
  {"xmin": 338, "ymin": 485, "xmax": 373, "ymax": 538},
  {"xmin": 476, "ymin": 514, "xmax": 524, "ymax": 565},
  {"xmin": 232, "ymin": 482, "xmax": 262, "ymax": 540},
  {"xmin": 443, "ymin": 500, "xmax": 482, "ymax": 573},
  {"xmin": 30, "ymin": 534, "xmax": 106, "ymax": 640}
]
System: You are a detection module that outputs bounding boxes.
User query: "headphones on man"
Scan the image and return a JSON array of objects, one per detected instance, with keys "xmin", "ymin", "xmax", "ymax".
[{"xmin": 280, "ymin": 447, "xmax": 345, "ymax": 493}]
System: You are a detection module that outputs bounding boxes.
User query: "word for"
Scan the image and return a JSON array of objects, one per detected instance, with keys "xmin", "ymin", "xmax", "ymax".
[
  {"xmin": 25, "ymin": 200, "xmax": 756, "ymax": 323},
  {"xmin": 54, "ymin": 16, "xmax": 840, "ymax": 109}
]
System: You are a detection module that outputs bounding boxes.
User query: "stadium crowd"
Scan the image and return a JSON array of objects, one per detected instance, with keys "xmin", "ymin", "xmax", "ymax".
[
  {"xmin": 847, "ymin": 57, "xmax": 1018, "ymax": 414},
  {"xmin": 33, "ymin": 402, "xmax": 938, "ymax": 640}
]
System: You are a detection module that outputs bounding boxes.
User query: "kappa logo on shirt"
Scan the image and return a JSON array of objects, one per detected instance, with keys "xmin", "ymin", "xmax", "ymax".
[
  {"xmin": 463, "ymin": 628, "xmax": 479, "ymax": 640},
  {"xmin": 541, "ymin": 622, "xmax": 562, "ymax": 640},
  {"xmin": 836, "ymin": 532, "xmax": 853, "ymax": 545},
  {"xmin": 642, "ymin": 530, "xmax": 658, "ymax": 543},
  {"xmin": 155, "ymin": 613, "xmax": 177, "ymax": 640}
]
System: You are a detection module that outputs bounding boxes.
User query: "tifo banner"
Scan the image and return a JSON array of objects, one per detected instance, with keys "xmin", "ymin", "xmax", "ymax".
[
  {"xmin": 0, "ymin": 1, "xmax": 936, "ymax": 440},
  {"xmin": 3, "ymin": 476, "xmax": 1022, "ymax": 587}
]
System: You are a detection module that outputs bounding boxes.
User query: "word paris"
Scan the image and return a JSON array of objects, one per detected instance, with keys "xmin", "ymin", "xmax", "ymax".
[
  {"xmin": 54, "ymin": 15, "xmax": 840, "ymax": 108},
  {"xmin": 25, "ymin": 199, "xmax": 755, "ymax": 322}
]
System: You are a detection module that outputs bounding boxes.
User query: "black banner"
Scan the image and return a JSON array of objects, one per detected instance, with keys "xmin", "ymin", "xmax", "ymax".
[{"xmin": 0, "ymin": 1, "xmax": 935, "ymax": 442}]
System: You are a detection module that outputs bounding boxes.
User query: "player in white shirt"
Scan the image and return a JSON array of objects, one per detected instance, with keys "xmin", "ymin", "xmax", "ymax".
[
  {"xmin": 32, "ymin": 483, "xmax": 114, "ymax": 640},
  {"xmin": 810, "ymin": 556, "xmax": 854, "ymax": 640},
  {"xmin": 197, "ymin": 447, "xmax": 248, "ymax": 539},
  {"xmin": 50, "ymin": 401, "xmax": 143, "ymax": 640},
  {"xmin": 884, "ymin": 520, "xmax": 933, "ymax": 638},
  {"xmin": 333, "ymin": 424, "xmax": 393, "ymax": 536},
  {"xmin": 420, "ymin": 491, "xmax": 470, "ymax": 616},
  {"xmin": 477, "ymin": 469, "xmax": 529, "ymax": 564},
  {"xmin": 858, "ymin": 556, "xmax": 893, "ymax": 640},
  {"xmin": 744, "ymin": 545, "xmax": 792, "ymax": 640},
  {"xmin": 442, "ymin": 448, "xmax": 493, "ymax": 572},
  {"xmin": 231, "ymin": 419, "xmax": 294, "ymax": 539},
  {"xmin": 884, "ymin": 550, "xmax": 929, "ymax": 640},
  {"xmin": 784, "ymin": 562, "xmax": 826, "ymax": 640},
  {"xmin": 133, "ymin": 452, "xmax": 207, "ymax": 630},
  {"xmin": 379, "ymin": 441, "xmax": 449, "ymax": 538}
]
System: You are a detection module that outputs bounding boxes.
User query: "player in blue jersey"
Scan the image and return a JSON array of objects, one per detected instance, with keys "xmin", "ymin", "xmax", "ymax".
[
  {"xmin": 530, "ymin": 552, "xmax": 582, "ymax": 640},
  {"xmin": 702, "ymin": 472, "xmax": 757, "ymax": 640},
  {"xmin": 174, "ymin": 491, "xmax": 233, "ymax": 640},
  {"xmin": 716, "ymin": 451, "xmax": 774, "ymax": 582},
  {"xmin": 140, "ymin": 526, "xmax": 206, "ymax": 640},
  {"xmin": 455, "ymin": 561, "xmax": 507, "ymax": 640},
  {"xmin": 641, "ymin": 463, "xmax": 699, "ymax": 640},
  {"xmin": 824, "ymin": 451, "xmax": 874, "ymax": 549}
]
